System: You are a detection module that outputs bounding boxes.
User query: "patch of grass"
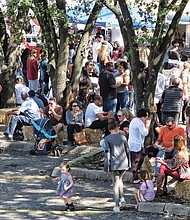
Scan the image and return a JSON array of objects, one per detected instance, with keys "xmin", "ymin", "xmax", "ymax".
[{"xmin": 71, "ymin": 151, "xmax": 104, "ymax": 170}]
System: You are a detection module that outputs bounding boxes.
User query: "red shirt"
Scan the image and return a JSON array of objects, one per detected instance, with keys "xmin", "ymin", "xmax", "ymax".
[
  {"xmin": 158, "ymin": 125, "xmax": 186, "ymax": 148},
  {"xmin": 26, "ymin": 58, "xmax": 38, "ymax": 80}
]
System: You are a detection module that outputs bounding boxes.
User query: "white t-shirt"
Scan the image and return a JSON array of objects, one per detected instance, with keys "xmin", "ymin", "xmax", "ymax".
[
  {"xmin": 92, "ymin": 41, "xmax": 102, "ymax": 62},
  {"xmin": 19, "ymin": 97, "xmax": 40, "ymax": 120},
  {"xmin": 154, "ymin": 73, "xmax": 167, "ymax": 104},
  {"xmin": 128, "ymin": 117, "xmax": 149, "ymax": 152},
  {"xmin": 15, "ymin": 84, "xmax": 30, "ymax": 105},
  {"xmin": 85, "ymin": 103, "xmax": 102, "ymax": 127}
]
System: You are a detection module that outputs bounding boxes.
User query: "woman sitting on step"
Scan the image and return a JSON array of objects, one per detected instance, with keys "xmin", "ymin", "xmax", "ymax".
[
  {"xmin": 66, "ymin": 100, "xmax": 84, "ymax": 146},
  {"xmin": 156, "ymin": 135, "xmax": 190, "ymax": 196}
]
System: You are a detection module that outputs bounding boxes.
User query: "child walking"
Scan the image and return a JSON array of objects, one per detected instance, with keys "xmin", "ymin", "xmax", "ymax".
[
  {"xmin": 104, "ymin": 118, "xmax": 131, "ymax": 212},
  {"xmin": 54, "ymin": 161, "xmax": 76, "ymax": 211},
  {"xmin": 133, "ymin": 170, "xmax": 155, "ymax": 209}
]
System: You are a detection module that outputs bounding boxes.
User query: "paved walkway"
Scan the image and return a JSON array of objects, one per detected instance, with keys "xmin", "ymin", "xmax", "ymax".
[{"xmin": 0, "ymin": 124, "xmax": 189, "ymax": 219}]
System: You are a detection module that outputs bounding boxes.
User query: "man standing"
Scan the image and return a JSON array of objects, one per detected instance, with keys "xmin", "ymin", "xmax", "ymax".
[
  {"xmin": 160, "ymin": 77, "xmax": 183, "ymax": 125},
  {"xmin": 43, "ymin": 97, "xmax": 63, "ymax": 133},
  {"xmin": 168, "ymin": 43, "xmax": 180, "ymax": 68},
  {"xmin": 128, "ymin": 108, "xmax": 151, "ymax": 182},
  {"xmin": 99, "ymin": 62, "xmax": 120, "ymax": 113},
  {"xmin": 139, "ymin": 43, "xmax": 150, "ymax": 67},
  {"xmin": 181, "ymin": 61, "xmax": 190, "ymax": 123},
  {"xmin": 85, "ymin": 95, "xmax": 112, "ymax": 135},
  {"xmin": 92, "ymin": 35, "xmax": 102, "ymax": 63},
  {"xmin": 4, "ymin": 91, "xmax": 40, "ymax": 141},
  {"xmin": 26, "ymin": 49, "xmax": 39, "ymax": 91},
  {"xmin": 39, "ymin": 50, "xmax": 49, "ymax": 95},
  {"xmin": 154, "ymin": 66, "xmax": 168, "ymax": 122}
]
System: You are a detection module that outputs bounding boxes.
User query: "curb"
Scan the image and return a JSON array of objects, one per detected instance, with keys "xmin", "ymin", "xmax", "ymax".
[
  {"xmin": 51, "ymin": 166, "xmax": 133, "ymax": 183},
  {"xmin": 52, "ymin": 148, "xmax": 133, "ymax": 182},
  {"xmin": 71, "ymin": 167, "xmax": 133, "ymax": 182},
  {"xmin": 138, "ymin": 202, "xmax": 190, "ymax": 217}
]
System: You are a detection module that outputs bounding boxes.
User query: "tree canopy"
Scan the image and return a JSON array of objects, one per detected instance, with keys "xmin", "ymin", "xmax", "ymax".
[{"xmin": 0, "ymin": 0, "xmax": 189, "ymax": 110}]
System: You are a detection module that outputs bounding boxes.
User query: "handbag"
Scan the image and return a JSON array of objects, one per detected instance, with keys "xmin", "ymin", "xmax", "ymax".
[
  {"xmin": 179, "ymin": 165, "xmax": 190, "ymax": 180},
  {"xmin": 73, "ymin": 130, "xmax": 88, "ymax": 145}
]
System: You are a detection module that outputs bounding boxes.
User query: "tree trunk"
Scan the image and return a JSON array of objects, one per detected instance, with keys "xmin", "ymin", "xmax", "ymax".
[
  {"xmin": 0, "ymin": 66, "xmax": 16, "ymax": 108},
  {"xmin": 0, "ymin": 17, "xmax": 18, "ymax": 107},
  {"xmin": 71, "ymin": 1, "xmax": 103, "ymax": 97},
  {"xmin": 54, "ymin": 26, "xmax": 69, "ymax": 105}
]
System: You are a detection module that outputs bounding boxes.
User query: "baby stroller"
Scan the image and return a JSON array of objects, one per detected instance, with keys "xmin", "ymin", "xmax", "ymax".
[{"xmin": 30, "ymin": 118, "xmax": 61, "ymax": 156}]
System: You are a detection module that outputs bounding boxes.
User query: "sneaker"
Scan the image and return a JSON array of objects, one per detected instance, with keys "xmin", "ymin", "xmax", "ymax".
[
  {"xmin": 67, "ymin": 203, "xmax": 75, "ymax": 211},
  {"xmin": 120, "ymin": 197, "xmax": 126, "ymax": 207},
  {"xmin": 113, "ymin": 206, "xmax": 120, "ymax": 212},
  {"xmin": 3, "ymin": 132, "xmax": 8, "ymax": 137},
  {"xmin": 5, "ymin": 135, "xmax": 13, "ymax": 141},
  {"xmin": 63, "ymin": 204, "xmax": 69, "ymax": 211}
]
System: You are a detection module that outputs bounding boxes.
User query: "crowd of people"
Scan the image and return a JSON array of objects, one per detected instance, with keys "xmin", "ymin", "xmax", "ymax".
[{"xmin": 3, "ymin": 32, "xmax": 190, "ymax": 213}]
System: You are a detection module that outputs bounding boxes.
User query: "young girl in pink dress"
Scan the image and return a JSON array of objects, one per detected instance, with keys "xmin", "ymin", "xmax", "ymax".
[{"xmin": 54, "ymin": 162, "xmax": 76, "ymax": 211}]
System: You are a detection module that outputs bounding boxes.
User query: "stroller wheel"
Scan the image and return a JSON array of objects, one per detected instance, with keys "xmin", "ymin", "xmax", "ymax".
[
  {"xmin": 57, "ymin": 149, "xmax": 61, "ymax": 157},
  {"xmin": 30, "ymin": 149, "xmax": 37, "ymax": 155}
]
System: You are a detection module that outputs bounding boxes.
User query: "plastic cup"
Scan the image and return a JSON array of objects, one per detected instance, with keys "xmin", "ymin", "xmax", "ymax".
[{"xmin": 62, "ymin": 139, "xmax": 67, "ymax": 145}]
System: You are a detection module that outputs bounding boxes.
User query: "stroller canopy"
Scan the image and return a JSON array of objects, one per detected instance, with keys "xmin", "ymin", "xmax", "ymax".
[{"xmin": 31, "ymin": 118, "xmax": 58, "ymax": 139}]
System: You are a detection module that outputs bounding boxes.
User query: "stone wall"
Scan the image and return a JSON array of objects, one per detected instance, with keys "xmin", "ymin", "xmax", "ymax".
[
  {"xmin": 0, "ymin": 108, "xmax": 15, "ymax": 125},
  {"xmin": 55, "ymin": 128, "xmax": 103, "ymax": 146},
  {"xmin": 174, "ymin": 180, "xmax": 190, "ymax": 202}
]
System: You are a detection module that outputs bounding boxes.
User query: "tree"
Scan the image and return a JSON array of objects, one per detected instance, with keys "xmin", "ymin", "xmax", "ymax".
[
  {"xmin": 71, "ymin": 1, "xmax": 103, "ymax": 97},
  {"xmin": 103, "ymin": 0, "xmax": 189, "ymax": 144},
  {"xmin": 33, "ymin": 0, "xmax": 104, "ymax": 109},
  {"xmin": 103, "ymin": 0, "xmax": 189, "ymax": 111},
  {"xmin": 0, "ymin": 0, "xmax": 103, "ymax": 109},
  {"xmin": 0, "ymin": 1, "xmax": 31, "ymax": 107},
  {"xmin": 1, "ymin": 0, "xmax": 188, "ymax": 113}
]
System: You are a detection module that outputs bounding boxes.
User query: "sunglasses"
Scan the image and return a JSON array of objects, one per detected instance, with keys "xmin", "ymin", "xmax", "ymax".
[
  {"xmin": 166, "ymin": 124, "xmax": 173, "ymax": 128},
  {"xmin": 117, "ymin": 115, "xmax": 123, "ymax": 117},
  {"xmin": 72, "ymin": 105, "xmax": 78, "ymax": 107}
]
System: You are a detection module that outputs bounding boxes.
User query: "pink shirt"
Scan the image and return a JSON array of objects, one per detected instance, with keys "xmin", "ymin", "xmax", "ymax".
[{"xmin": 139, "ymin": 180, "xmax": 155, "ymax": 201}]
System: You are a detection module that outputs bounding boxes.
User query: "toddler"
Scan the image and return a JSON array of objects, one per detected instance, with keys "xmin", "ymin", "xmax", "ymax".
[
  {"xmin": 133, "ymin": 170, "xmax": 155, "ymax": 209},
  {"xmin": 53, "ymin": 161, "xmax": 76, "ymax": 211}
]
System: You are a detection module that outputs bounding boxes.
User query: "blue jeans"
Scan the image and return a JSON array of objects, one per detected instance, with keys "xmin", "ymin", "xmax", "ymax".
[
  {"xmin": 117, "ymin": 90, "xmax": 129, "ymax": 112},
  {"xmin": 6, "ymin": 115, "xmax": 31, "ymax": 136},
  {"xmin": 128, "ymin": 90, "xmax": 134, "ymax": 111},
  {"xmin": 103, "ymin": 98, "xmax": 117, "ymax": 113},
  {"xmin": 154, "ymin": 149, "xmax": 177, "ymax": 176}
]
